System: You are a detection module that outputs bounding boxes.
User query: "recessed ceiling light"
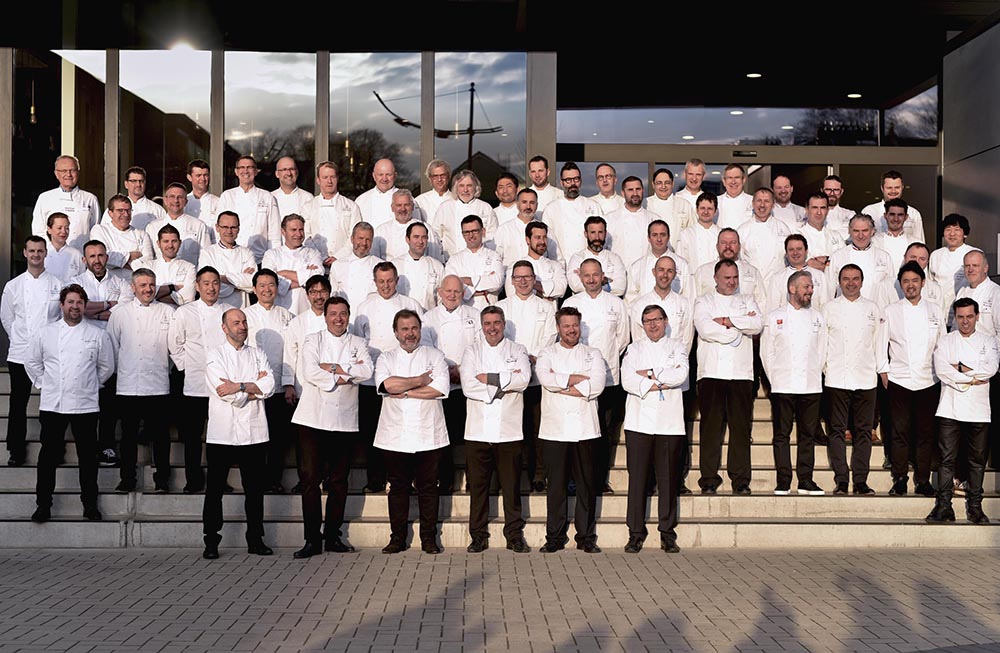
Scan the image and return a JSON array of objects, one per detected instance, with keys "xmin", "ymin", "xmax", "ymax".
[
  {"xmin": 781, "ymin": 125, "xmax": 794, "ymax": 130},
  {"xmin": 746, "ymin": 73, "xmax": 762, "ymax": 79},
  {"xmin": 681, "ymin": 135, "xmax": 695, "ymax": 140},
  {"xmin": 592, "ymin": 132, "xmax": 598, "ymax": 136},
  {"xmin": 711, "ymin": 171, "xmax": 721, "ymax": 175},
  {"xmin": 335, "ymin": 130, "xmax": 343, "ymax": 135},
  {"xmin": 730, "ymin": 110, "xmax": 744, "ymax": 116},
  {"xmin": 501, "ymin": 133, "xmax": 507, "ymax": 137},
  {"xmin": 847, "ymin": 93, "xmax": 862, "ymax": 99},
  {"xmin": 647, "ymin": 120, "xmax": 655, "ymax": 124}
]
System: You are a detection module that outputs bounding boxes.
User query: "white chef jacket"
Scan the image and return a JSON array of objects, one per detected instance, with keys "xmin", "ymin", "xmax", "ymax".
[
  {"xmin": 445, "ymin": 246, "xmax": 505, "ymax": 309},
  {"xmin": 863, "ymin": 200, "xmax": 925, "ymax": 243},
  {"xmin": 493, "ymin": 218, "xmax": 559, "ymax": 268},
  {"xmin": 497, "ymin": 293, "xmax": 557, "ymax": 386},
  {"xmin": 567, "ymin": 248, "xmax": 627, "ymax": 297},
  {"xmin": 621, "ymin": 336, "xmax": 689, "ymax": 436},
  {"xmin": 353, "ymin": 293, "xmax": 424, "ymax": 387},
  {"xmin": 876, "ymin": 298, "xmax": 942, "ymax": 391},
  {"xmin": 460, "ymin": 338, "xmax": 531, "ymax": 443},
  {"xmin": 45, "ymin": 242, "xmax": 85, "ymax": 283},
  {"xmin": 503, "ymin": 255, "xmax": 567, "ymax": 300},
  {"xmin": 25, "ymin": 319, "xmax": 114, "ymax": 414},
  {"xmin": 797, "ymin": 222, "xmax": 845, "ymax": 260},
  {"xmin": 281, "ymin": 309, "xmax": 326, "ymax": 392},
  {"xmin": 628, "ymin": 289, "xmax": 694, "ymax": 352},
  {"xmin": 825, "ymin": 205, "xmax": 854, "ymax": 245},
  {"xmin": 605, "ymin": 206, "xmax": 657, "ymax": 269},
  {"xmin": 146, "ymin": 213, "xmax": 211, "ymax": 265},
  {"xmin": 760, "ymin": 304, "xmax": 826, "ymax": 394},
  {"xmin": 536, "ymin": 341, "xmax": 607, "ymax": 442},
  {"xmin": 529, "ymin": 184, "xmax": 563, "ymax": 212},
  {"xmin": 415, "ymin": 189, "xmax": 449, "ymax": 224},
  {"xmin": 876, "ymin": 273, "xmax": 946, "ymax": 314},
  {"xmin": 562, "ymin": 290, "xmax": 629, "ymax": 385},
  {"xmin": 329, "ymin": 251, "xmax": 384, "ymax": 308},
  {"xmin": 827, "ymin": 244, "xmax": 892, "ymax": 301},
  {"xmin": 929, "ymin": 243, "xmax": 976, "ymax": 301},
  {"xmin": 70, "ymin": 269, "xmax": 134, "ymax": 329},
  {"xmin": 772, "ymin": 203, "xmax": 806, "ymax": 230},
  {"xmin": 494, "ymin": 203, "xmax": 519, "ymax": 225},
  {"xmin": 821, "ymin": 295, "xmax": 880, "ymax": 391},
  {"xmin": 646, "ymin": 194, "xmax": 695, "ymax": 241},
  {"xmin": 373, "ymin": 218, "xmax": 444, "ymax": 263},
  {"xmin": 676, "ymin": 187, "xmax": 702, "ymax": 209},
  {"xmin": 694, "ymin": 259, "xmax": 767, "ymax": 309},
  {"xmin": 204, "ymin": 342, "xmax": 275, "ymax": 446},
  {"xmin": 956, "ymin": 279, "xmax": 1000, "ymax": 336},
  {"xmin": 544, "ymin": 196, "xmax": 603, "ymax": 264},
  {"xmin": 625, "ymin": 252, "xmax": 693, "ymax": 304},
  {"xmin": 934, "ymin": 329, "xmax": 1000, "ymax": 423},
  {"xmin": 106, "ymin": 298, "xmax": 174, "ymax": 395},
  {"xmin": 185, "ymin": 191, "xmax": 220, "ymax": 241},
  {"xmin": 374, "ymin": 345, "xmax": 451, "ymax": 453},
  {"xmin": 393, "ymin": 254, "xmax": 444, "ymax": 311},
  {"xmin": 430, "ymin": 198, "xmax": 499, "ymax": 258},
  {"xmin": 197, "ymin": 241, "xmax": 256, "ymax": 308},
  {"xmin": 1, "ymin": 270, "xmax": 64, "ymax": 364},
  {"xmin": 763, "ymin": 266, "xmax": 827, "ymax": 314},
  {"xmin": 271, "ymin": 186, "xmax": 314, "ymax": 220},
  {"xmin": 420, "ymin": 304, "xmax": 483, "ymax": 392},
  {"xmin": 589, "ymin": 192, "xmax": 624, "ymax": 215},
  {"xmin": 262, "ymin": 244, "xmax": 325, "ymax": 315},
  {"xmin": 302, "ymin": 192, "xmax": 363, "ymax": 260},
  {"xmin": 717, "ymin": 192, "xmax": 753, "ymax": 230},
  {"xmin": 217, "ymin": 186, "xmax": 281, "ymax": 263},
  {"xmin": 737, "ymin": 216, "xmax": 792, "ymax": 280},
  {"xmin": 168, "ymin": 299, "xmax": 228, "ymax": 397},
  {"xmin": 291, "ymin": 329, "xmax": 374, "ymax": 432},
  {"xmin": 676, "ymin": 223, "xmax": 721, "ymax": 271},
  {"xmin": 872, "ymin": 231, "xmax": 916, "ymax": 273},
  {"xmin": 355, "ymin": 186, "xmax": 401, "ymax": 231},
  {"xmin": 32, "ymin": 186, "xmax": 101, "ymax": 252},
  {"xmin": 244, "ymin": 302, "xmax": 293, "ymax": 385},
  {"xmin": 89, "ymin": 223, "xmax": 154, "ymax": 270},
  {"xmin": 131, "ymin": 256, "xmax": 197, "ymax": 306},
  {"xmin": 100, "ymin": 196, "xmax": 167, "ymax": 233},
  {"xmin": 692, "ymin": 291, "xmax": 763, "ymax": 381}
]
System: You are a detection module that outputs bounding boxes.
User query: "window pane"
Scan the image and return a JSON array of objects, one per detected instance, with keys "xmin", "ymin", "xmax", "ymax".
[{"xmin": 885, "ymin": 86, "xmax": 938, "ymax": 145}]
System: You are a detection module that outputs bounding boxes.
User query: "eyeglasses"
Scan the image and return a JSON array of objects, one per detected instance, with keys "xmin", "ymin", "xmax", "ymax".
[
  {"xmin": 823, "ymin": 188, "xmax": 844, "ymax": 194},
  {"xmin": 55, "ymin": 168, "xmax": 79, "ymax": 174},
  {"xmin": 561, "ymin": 176, "xmax": 581, "ymax": 184},
  {"xmin": 596, "ymin": 174, "xmax": 615, "ymax": 182},
  {"xmin": 125, "ymin": 178, "xmax": 144, "ymax": 184},
  {"xmin": 236, "ymin": 165, "xmax": 257, "ymax": 171},
  {"xmin": 461, "ymin": 229, "xmax": 483, "ymax": 236},
  {"xmin": 642, "ymin": 316, "xmax": 666, "ymax": 324},
  {"xmin": 512, "ymin": 275, "xmax": 535, "ymax": 281},
  {"xmin": 276, "ymin": 167, "xmax": 296, "ymax": 173}
]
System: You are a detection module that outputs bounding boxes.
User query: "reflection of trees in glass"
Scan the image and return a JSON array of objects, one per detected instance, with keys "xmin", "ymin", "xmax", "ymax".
[
  {"xmin": 885, "ymin": 88, "xmax": 937, "ymax": 144},
  {"xmin": 790, "ymin": 109, "xmax": 879, "ymax": 146}
]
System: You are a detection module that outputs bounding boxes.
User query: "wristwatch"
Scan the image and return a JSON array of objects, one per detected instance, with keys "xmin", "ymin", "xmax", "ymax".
[
  {"xmin": 239, "ymin": 382, "xmax": 246, "ymax": 392},
  {"xmin": 646, "ymin": 370, "xmax": 653, "ymax": 379}
]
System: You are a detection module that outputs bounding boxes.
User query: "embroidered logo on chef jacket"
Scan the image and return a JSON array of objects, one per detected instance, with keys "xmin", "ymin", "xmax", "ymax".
[
  {"xmin": 812, "ymin": 318, "xmax": 822, "ymax": 334},
  {"xmin": 982, "ymin": 297, "xmax": 993, "ymax": 313}
]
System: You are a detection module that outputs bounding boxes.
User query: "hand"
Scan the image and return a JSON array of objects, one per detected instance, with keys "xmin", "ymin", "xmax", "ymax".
[
  {"xmin": 879, "ymin": 372, "xmax": 888, "ymax": 389},
  {"xmin": 216, "ymin": 378, "xmax": 241, "ymax": 397},
  {"xmin": 284, "ymin": 385, "xmax": 297, "ymax": 406},
  {"xmin": 333, "ymin": 363, "xmax": 349, "ymax": 376},
  {"xmin": 319, "ymin": 363, "xmax": 335, "ymax": 373},
  {"xmin": 713, "ymin": 317, "xmax": 730, "ymax": 328},
  {"xmin": 417, "ymin": 371, "xmax": 433, "ymax": 387},
  {"xmin": 476, "ymin": 373, "xmax": 488, "ymax": 384},
  {"xmin": 567, "ymin": 373, "xmax": 589, "ymax": 386},
  {"xmin": 243, "ymin": 266, "xmax": 256, "ymax": 274},
  {"xmin": 746, "ymin": 311, "xmax": 757, "ymax": 317},
  {"xmin": 448, "ymin": 366, "xmax": 461, "ymax": 384},
  {"xmin": 257, "ymin": 370, "xmax": 267, "ymax": 380},
  {"xmin": 324, "ymin": 256, "xmax": 336, "ymax": 266}
]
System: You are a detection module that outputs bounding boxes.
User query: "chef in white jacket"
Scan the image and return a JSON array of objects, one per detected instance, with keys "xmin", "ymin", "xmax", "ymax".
[
  {"xmin": 625, "ymin": 220, "xmax": 694, "ymax": 304},
  {"xmin": 502, "ymin": 221, "xmax": 567, "ymax": 300},
  {"xmin": 373, "ymin": 189, "xmax": 444, "ymax": 263},
  {"xmin": 693, "ymin": 228, "xmax": 767, "ymax": 309},
  {"xmin": 261, "ymin": 214, "xmax": 324, "ymax": 316},
  {"xmin": 544, "ymin": 162, "xmax": 603, "ymax": 263},
  {"xmin": 826, "ymin": 214, "xmax": 892, "ymax": 302},
  {"xmin": 90, "ymin": 194, "xmax": 154, "ymax": 270},
  {"xmin": 429, "ymin": 170, "xmax": 498, "ymax": 258},
  {"xmin": 197, "ymin": 211, "xmax": 257, "ymax": 309},
  {"xmin": 290, "ymin": 296, "xmax": 373, "ymax": 558},
  {"xmin": 736, "ymin": 187, "xmax": 791, "ymax": 280},
  {"xmin": 216, "ymin": 155, "xmax": 281, "ymax": 263},
  {"xmin": 43, "ymin": 213, "xmax": 85, "ymax": 283},
  {"xmin": 31, "ymin": 155, "xmax": 101, "ymax": 251},
  {"xmin": 444, "ymin": 215, "xmax": 504, "ymax": 309},
  {"xmin": 132, "ymin": 224, "xmax": 197, "ymax": 306},
  {"xmin": 536, "ymin": 306, "xmax": 607, "ymax": 554},
  {"xmin": 567, "ymin": 216, "xmax": 626, "ymax": 298},
  {"xmin": 392, "ymin": 222, "xmax": 445, "ymax": 311},
  {"xmin": 605, "ymin": 176, "xmax": 658, "ymax": 270},
  {"xmin": 620, "ymin": 304, "xmax": 689, "ymax": 555},
  {"xmin": 302, "ymin": 161, "xmax": 362, "ymax": 266},
  {"xmin": 459, "ymin": 306, "xmax": 532, "ymax": 554},
  {"xmin": 145, "ymin": 183, "xmax": 211, "ymax": 265},
  {"xmin": 329, "ymin": 222, "xmax": 384, "ymax": 308},
  {"xmin": 645, "ymin": 168, "xmax": 695, "ymax": 240}
]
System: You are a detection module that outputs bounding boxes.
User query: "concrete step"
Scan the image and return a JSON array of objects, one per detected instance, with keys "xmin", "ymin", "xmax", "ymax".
[
  {"xmin": 0, "ymin": 395, "xmax": 40, "ymax": 417},
  {"xmin": 0, "ymin": 491, "xmax": 132, "ymax": 519}
]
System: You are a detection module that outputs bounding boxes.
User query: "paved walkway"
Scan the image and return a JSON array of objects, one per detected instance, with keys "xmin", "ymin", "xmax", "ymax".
[{"xmin": 2, "ymin": 548, "xmax": 1000, "ymax": 652}]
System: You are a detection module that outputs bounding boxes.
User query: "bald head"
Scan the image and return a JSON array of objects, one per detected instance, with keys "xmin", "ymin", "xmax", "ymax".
[
  {"xmin": 438, "ymin": 274, "xmax": 464, "ymax": 310},
  {"xmin": 373, "ymin": 159, "xmax": 397, "ymax": 192}
]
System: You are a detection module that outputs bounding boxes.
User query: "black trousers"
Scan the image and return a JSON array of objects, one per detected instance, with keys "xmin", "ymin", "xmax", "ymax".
[
  {"xmin": 827, "ymin": 387, "xmax": 875, "ymax": 485},
  {"xmin": 888, "ymin": 381, "xmax": 939, "ymax": 484},
  {"xmin": 597, "ymin": 384, "xmax": 625, "ymax": 486},
  {"xmin": 358, "ymin": 386, "xmax": 386, "ymax": 488},
  {"xmin": 383, "ymin": 448, "xmax": 442, "ymax": 545},
  {"xmin": 937, "ymin": 417, "xmax": 988, "ymax": 506},
  {"xmin": 697, "ymin": 378, "xmax": 753, "ymax": 490},
  {"xmin": 118, "ymin": 395, "xmax": 170, "ymax": 486},
  {"xmin": 6, "ymin": 361, "xmax": 31, "ymax": 460},
  {"xmin": 770, "ymin": 393, "xmax": 821, "ymax": 487},
  {"xmin": 178, "ymin": 396, "xmax": 209, "ymax": 489},
  {"xmin": 542, "ymin": 439, "xmax": 597, "ymax": 546},
  {"xmin": 988, "ymin": 377, "xmax": 1000, "ymax": 470},
  {"xmin": 36, "ymin": 411, "xmax": 99, "ymax": 510},
  {"xmin": 466, "ymin": 439, "xmax": 524, "ymax": 541},
  {"xmin": 876, "ymin": 381, "xmax": 892, "ymax": 463},
  {"xmin": 202, "ymin": 442, "xmax": 267, "ymax": 546},
  {"xmin": 521, "ymin": 385, "xmax": 546, "ymax": 482},
  {"xmin": 97, "ymin": 374, "xmax": 119, "ymax": 451},
  {"xmin": 625, "ymin": 430, "xmax": 683, "ymax": 541},
  {"xmin": 439, "ymin": 389, "xmax": 467, "ymax": 490},
  {"xmin": 263, "ymin": 394, "xmax": 292, "ymax": 486},
  {"xmin": 298, "ymin": 427, "xmax": 355, "ymax": 545}
]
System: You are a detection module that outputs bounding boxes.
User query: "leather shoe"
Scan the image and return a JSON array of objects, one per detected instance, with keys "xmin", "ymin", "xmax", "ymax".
[
  {"xmin": 926, "ymin": 503, "xmax": 956, "ymax": 523},
  {"xmin": 467, "ymin": 538, "xmax": 489, "ymax": 553},
  {"xmin": 660, "ymin": 536, "xmax": 681, "ymax": 553},
  {"xmin": 116, "ymin": 480, "xmax": 136, "ymax": 493},
  {"xmin": 324, "ymin": 537, "xmax": 356, "ymax": 553},
  {"xmin": 602, "ymin": 483, "xmax": 614, "ymax": 494},
  {"xmin": 889, "ymin": 478, "xmax": 908, "ymax": 496},
  {"xmin": 83, "ymin": 507, "xmax": 102, "ymax": 521},
  {"xmin": 678, "ymin": 485, "xmax": 692, "ymax": 495},
  {"xmin": 7, "ymin": 456, "xmax": 24, "ymax": 467},
  {"xmin": 915, "ymin": 482, "xmax": 936, "ymax": 497},
  {"xmin": 182, "ymin": 484, "xmax": 203, "ymax": 494},
  {"xmin": 31, "ymin": 506, "xmax": 51, "ymax": 523},
  {"xmin": 733, "ymin": 485, "xmax": 752, "ymax": 496},
  {"xmin": 506, "ymin": 538, "xmax": 530, "ymax": 553},
  {"xmin": 852, "ymin": 483, "xmax": 876, "ymax": 496},
  {"xmin": 202, "ymin": 544, "xmax": 219, "ymax": 560},
  {"xmin": 421, "ymin": 541, "xmax": 443, "ymax": 554},
  {"xmin": 364, "ymin": 483, "xmax": 386, "ymax": 494},
  {"xmin": 293, "ymin": 542, "xmax": 323, "ymax": 559},
  {"xmin": 540, "ymin": 541, "xmax": 564, "ymax": 553},
  {"xmin": 624, "ymin": 536, "xmax": 643, "ymax": 553},
  {"xmin": 967, "ymin": 505, "xmax": 990, "ymax": 525},
  {"xmin": 381, "ymin": 539, "xmax": 407, "ymax": 554},
  {"xmin": 247, "ymin": 541, "xmax": 274, "ymax": 556},
  {"xmin": 531, "ymin": 480, "xmax": 546, "ymax": 493},
  {"xmin": 700, "ymin": 486, "xmax": 717, "ymax": 495},
  {"xmin": 576, "ymin": 541, "xmax": 601, "ymax": 553}
]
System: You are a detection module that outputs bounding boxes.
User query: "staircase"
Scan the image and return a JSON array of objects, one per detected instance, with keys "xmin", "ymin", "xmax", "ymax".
[{"xmin": 2, "ymin": 370, "xmax": 997, "ymax": 549}]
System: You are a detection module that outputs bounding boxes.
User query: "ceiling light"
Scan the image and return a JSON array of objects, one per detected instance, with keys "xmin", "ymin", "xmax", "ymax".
[
  {"xmin": 746, "ymin": 73, "xmax": 762, "ymax": 79},
  {"xmin": 730, "ymin": 110, "xmax": 744, "ymax": 116},
  {"xmin": 647, "ymin": 120, "xmax": 655, "ymax": 124},
  {"xmin": 681, "ymin": 135, "xmax": 694, "ymax": 140},
  {"xmin": 781, "ymin": 125, "xmax": 794, "ymax": 130},
  {"xmin": 711, "ymin": 171, "xmax": 721, "ymax": 175},
  {"xmin": 592, "ymin": 132, "xmax": 598, "ymax": 136},
  {"xmin": 847, "ymin": 93, "xmax": 862, "ymax": 99}
]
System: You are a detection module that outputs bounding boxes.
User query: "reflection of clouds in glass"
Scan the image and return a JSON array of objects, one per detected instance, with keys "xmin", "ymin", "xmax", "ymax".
[
  {"xmin": 53, "ymin": 50, "xmax": 106, "ymax": 82},
  {"xmin": 121, "ymin": 50, "xmax": 211, "ymax": 129},
  {"xmin": 885, "ymin": 87, "xmax": 937, "ymax": 140},
  {"xmin": 226, "ymin": 52, "xmax": 316, "ymax": 96}
]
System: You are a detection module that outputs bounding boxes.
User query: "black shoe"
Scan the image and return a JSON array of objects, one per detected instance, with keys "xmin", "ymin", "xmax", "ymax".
[
  {"xmin": 967, "ymin": 505, "xmax": 990, "ymax": 525},
  {"xmin": 833, "ymin": 482, "xmax": 849, "ymax": 496},
  {"xmin": 733, "ymin": 485, "xmax": 752, "ymax": 496},
  {"xmin": 624, "ymin": 536, "xmax": 644, "ymax": 554},
  {"xmin": 506, "ymin": 538, "xmax": 530, "ymax": 553},
  {"xmin": 115, "ymin": 481, "xmax": 136, "ymax": 493},
  {"xmin": 888, "ymin": 479, "xmax": 907, "ymax": 496},
  {"xmin": 293, "ymin": 542, "xmax": 323, "ymax": 559},
  {"xmin": 439, "ymin": 484, "xmax": 455, "ymax": 496},
  {"xmin": 202, "ymin": 544, "xmax": 219, "ymax": 560},
  {"xmin": 223, "ymin": 483, "xmax": 235, "ymax": 494},
  {"xmin": 364, "ymin": 483, "xmax": 386, "ymax": 494},
  {"xmin": 7, "ymin": 455, "xmax": 24, "ymax": 467},
  {"xmin": 182, "ymin": 484, "xmax": 203, "ymax": 494},
  {"xmin": 291, "ymin": 482, "xmax": 304, "ymax": 494},
  {"xmin": 467, "ymin": 538, "xmax": 489, "ymax": 553},
  {"xmin": 815, "ymin": 433, "xmax": 830, "ymax": 446},
  {"xmin": 852, "ymin": 483, "xmax": 876, "ymax": 496},
  {"xmin": 268, "ymin": 483, "xmax": 286, "ymax": 494},
  {"xmin": 247, "ymin": 541, "xmax": 273, "ymax": 556},
  {"xmin": 700, "ymin": 486, "xmax": 717, "ymax": 495},
  {"xmin": 97, "ymin": 449, "xmax": 119, "ymax": 467},
  {"xmin": 83, "ymin": 507, "xmax": 102, "ymax": 521},
  {"xmin": 382, "ymin": 539, "xmax": 407, "ymax": 554},
  {"xmin": 915, "ymin": 482, "xmax": 936, "ymax": 497},
  {"xmin": 926, "ymin": 503, "xmax": 956, "ymax": 523},
  {"xmin": 660, "ymin": 536, "xmax": 680, "ymax": 553},
  {"xmin": 531, "ymin": 480, "xmax": 546, "ymax": 493},
  {"xmin": 881, "ymin": 457, "xmax": 892, "ymax": 470},
  {"xmin": 678, "ymin": 485, "xmax": 692, "ymax": 496},
  {"xmin": 540, "ymin": 541, "xmax": 564, "ymax": 553},
  {"xmin": 421, "ymin": 541, "xmax": 443, "ymax": 554},
  {"xmin": 31, "ymin": 507, "xmax": 50, "ymax": 523},
  {"xmin": 577, "ymin": 541, "xmax": 601, "ymax": 554},
  {"xmin": 797, "ymin": 480, "xmax": 825, "ymax": 496},
  {"xmin": 154, "ymin": 482, "xmax": 169, "ymax": 494},
  {"xmin": 325, "ymin": 537, "xmax": 356, "ymax": 553},
  {"xmin": 601, "ymin": 483, "xmax": 614, "ymax": 494},
  {"xmin": 773, "ymin": 485, "xmax": 791, "ymax": 496}
]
